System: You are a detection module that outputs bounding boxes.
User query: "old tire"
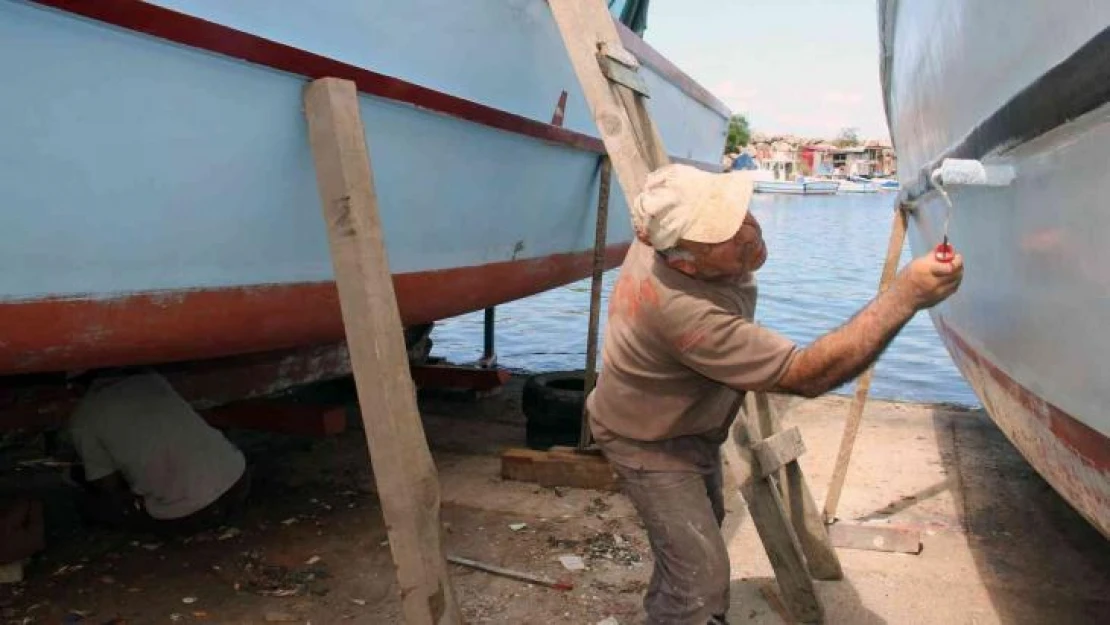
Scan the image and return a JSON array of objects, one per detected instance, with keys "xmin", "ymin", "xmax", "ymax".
[{"xmin": 521, "ymin": 370, "xmax": 587, "ymax": 429}]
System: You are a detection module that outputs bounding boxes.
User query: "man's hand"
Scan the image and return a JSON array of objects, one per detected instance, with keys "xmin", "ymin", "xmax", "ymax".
[{"xmin": 892, "ymin": 253, "xmax": 964, "ymax": 310}]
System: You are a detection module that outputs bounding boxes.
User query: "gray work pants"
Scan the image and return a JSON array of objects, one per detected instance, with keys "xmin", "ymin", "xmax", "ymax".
[{"xmin": 612, "ymin": 459, "xmax": 730, "ymax": 625}]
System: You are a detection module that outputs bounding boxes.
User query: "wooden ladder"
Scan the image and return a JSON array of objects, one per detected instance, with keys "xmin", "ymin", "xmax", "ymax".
[{"xmin": 547, "ymin": 1, "xmax": 842, "ymax": 622}]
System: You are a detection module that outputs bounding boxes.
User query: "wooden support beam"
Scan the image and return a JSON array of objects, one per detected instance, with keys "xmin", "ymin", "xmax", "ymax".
[
  {"xmin": 750, "ymin": 394, "xmax": 843, "ymax": 582},
  {"xmin": 752, "ymin": 427, "xmax": 805, "ymax": 478},
  {"xmin": 725, "ymin": 399, "xmax": 822, "ymax": 624},
  {"xmin": 548, "ymin": 0, "xmax": 669, "ymax": 206},
  {"xmin": 579, "ymin": 156, "xmax": 612, "ymax": 449},
  {"xmin": 304, "ymin": 77, "xmax": 461, "ymax": 625},
  {"xmin": 824, "ymin": 205, "xmax": 909, "ymax": 523}
]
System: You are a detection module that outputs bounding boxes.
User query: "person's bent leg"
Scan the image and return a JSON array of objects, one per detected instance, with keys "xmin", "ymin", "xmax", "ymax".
[{"xmin": 615, "ymin": 465, "xmax": 730, "ymax": 625}]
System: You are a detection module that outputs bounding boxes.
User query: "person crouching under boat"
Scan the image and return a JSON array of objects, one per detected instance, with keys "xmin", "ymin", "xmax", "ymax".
[
  {"xmin": 586, "ymin": 164, "xmax": 963, "ymax": 624},
  {"xmin": 65, "ymin": 371, "xmax": 251, "ymax": 536}
]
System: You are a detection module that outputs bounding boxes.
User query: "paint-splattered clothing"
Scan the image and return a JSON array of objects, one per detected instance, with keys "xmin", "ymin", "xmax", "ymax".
[{"xmin": 587, "ymin": 240, "xmax": 797, "ymax": 472}]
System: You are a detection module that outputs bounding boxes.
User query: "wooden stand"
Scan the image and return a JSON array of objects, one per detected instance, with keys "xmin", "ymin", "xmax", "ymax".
[
  {"xmin": 725, "ymin": 393, "xmax": 842, "ymax": 623},
  {"xmin": 304, "ymin": 77, "xmax": 461, "ymax": 625}
]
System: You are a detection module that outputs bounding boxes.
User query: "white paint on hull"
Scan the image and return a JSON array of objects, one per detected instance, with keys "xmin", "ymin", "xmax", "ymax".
[{"xmin": 883, "ymin": 0, "xmax": 1110, "ymax": 532}]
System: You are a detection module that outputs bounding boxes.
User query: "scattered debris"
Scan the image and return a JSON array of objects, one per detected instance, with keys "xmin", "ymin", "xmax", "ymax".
[
  {"xmin": 141, "ymin": 543, "xmax": 162, "ymax": 552},
  {"xmin": 231, "ymin": 551, "xmax": 330, "ymax": 598},
  {"xmin": 169, "ymin": 614, "xmax": 183, "ymax": 622},
  {"xmin": 350, "ymin": 599, "xmax": 366, "ymax": 607},
  {"xmin": 558, "ymin": 555, "xmax": 586, "ymax": 572},
  {"xmin": 98, "ymin": 576, "xmax": 115, "ymax": 585},
  {"xmin": 265, "ymin": 612, "xmax": 299, "ymax": 622},
  {"xmin": 281, "ymin": 517, "xmax": 298, "ymax": 526},
  {"xmin": 597, "ymin": 618, "xmax": 620, "ymax": 625},
  {"xmin": 508, "ymin": 523, "xmax": 527, "ymax": 531},
  {"xmin": 584, "ymin": 496, "xmax": 612, "ymax": 516},
  {"xmin": 583, "ymin": 532, "xmax": 641, "ymax": 566},
  {"xmin": 181, "ymin": 597, "xmax": 197, "ymax": 605},
  {"xmin": 217, "ymin": 528, "xmax": 242, "ymax": 541},
  {"xmin": 546, "ymin": 537, "xmax": 579, "ymax": 550},
  {"xmin": 447, "ymin": 555, "xmax": 573, "ymax": 591},
  {"xmin": 53, "ymin": 564, "xmax": 84, "ymax": 577},
  {"xmin": 305, "ymin": 556, "xmax": 322, "ymax": 566}
]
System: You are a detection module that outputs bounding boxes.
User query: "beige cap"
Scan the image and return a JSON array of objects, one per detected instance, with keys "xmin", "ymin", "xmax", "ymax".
[{"xmin": 631, "ymin": 164, "xmax": 755, "ymax": 250}]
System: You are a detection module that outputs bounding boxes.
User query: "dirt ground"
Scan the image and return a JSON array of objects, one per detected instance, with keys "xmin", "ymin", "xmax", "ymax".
[{"xmin": 1, "ymin": 376, "xmax": 1108, "ymax": 624}]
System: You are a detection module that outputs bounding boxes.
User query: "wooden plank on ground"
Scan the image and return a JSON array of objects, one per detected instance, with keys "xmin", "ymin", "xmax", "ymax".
[
  {"xmin": 828, "ymin": 523, "xmax": 923, "ymax": 555},
  {"xmin": 500, "ymin": 447, "xmax": 619, "ymax": 491},
  {"xmin": 304, "ymin": 77, "xmax": 461, "ymax": 625}
]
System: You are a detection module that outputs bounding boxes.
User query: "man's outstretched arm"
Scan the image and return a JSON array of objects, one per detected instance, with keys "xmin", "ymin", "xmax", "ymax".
[{"xmin": 774, "ymin": 253, "xmax": 964, "ymax": 398}]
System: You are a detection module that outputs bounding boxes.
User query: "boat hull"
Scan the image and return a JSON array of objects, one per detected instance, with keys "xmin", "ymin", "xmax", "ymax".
[
  {"xmin": 0, "ymin": 0, "xmax": 728, "ymax": 375},
  {"xmin": 754, "ymin": 181, "xmax": 806, "ymax": 195},
  {"xmin": 881, "ymin": 0, "xmax": 1110, "ymax": 536}
]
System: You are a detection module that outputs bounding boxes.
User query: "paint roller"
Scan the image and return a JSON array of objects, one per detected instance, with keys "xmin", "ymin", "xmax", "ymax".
[{"xmin": 928, "ymin": 158, "xmax": 1015, "ymax": 262}]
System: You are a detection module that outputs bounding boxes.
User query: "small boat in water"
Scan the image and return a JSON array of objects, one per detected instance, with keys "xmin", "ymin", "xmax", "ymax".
[
  {"xmin": 837, "ymin": 176, "xmax": 879, "ymax": 194},
  {"xmin": 800, "ymin": 178, "xmax": 840, "ymax": 195},
  {"xmin": 755, "ymin": 177, "xmax": 840, "ymax": 195},
  {"xmin": 755, "ymin": 180, "xmax": 806, "ymax": 195},
  {"xmin": 880, "ymin": 0, "xmax": 1110, "ymax": 536},
  {"xmin": 0, "ymin": 0, "xmax": 728, "ymax": 380},
  {"xmin": 875, "ymin": 178, "xmax": 901, "ymax": 192}
]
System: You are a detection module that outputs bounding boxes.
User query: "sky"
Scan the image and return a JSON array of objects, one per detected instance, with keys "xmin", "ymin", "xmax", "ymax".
[{"xmin": 640, "ymin": 0, "xmax": 890, "ymax": 140}]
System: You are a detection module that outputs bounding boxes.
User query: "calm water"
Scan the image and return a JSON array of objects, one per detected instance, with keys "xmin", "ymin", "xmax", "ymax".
[{"xmin": 431, "ymin": 192, "xmax": 978, "ymax": 407}]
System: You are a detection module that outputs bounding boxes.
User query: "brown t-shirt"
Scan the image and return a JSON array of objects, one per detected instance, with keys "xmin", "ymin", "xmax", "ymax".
[{"xmin": 587, "ymin": 241, "xmax": 798, "ymax": 472}]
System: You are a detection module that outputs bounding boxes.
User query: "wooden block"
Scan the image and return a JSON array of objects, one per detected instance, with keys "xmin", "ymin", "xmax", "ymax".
[
  {"xmin": 202, "ymin": 402, "xmax": 346, "ymax": 437},
  {"xmin": 598, "ymin": 53, "xmax": 650, "ymax": 96},
  {"xmin": 0, "ymin": 562, "xmax": 23, "ymax": 585},
  {"xmin": 500, "ymin": 447, "xmax": 619, "ymax": 491},
  {"xmin": 752, "ymin": 427, "xmax": 806, "ymax": 477},
  {"xmin": 500, "ymin": 448, "xmax": 546, "ymax": 483},
  {"xmin": 410, "ymin": 364, "xmax": 510, "ymax": 393},
  {"xmin": 304, "ymin": 77, "xmax": 461, "ymax": 624},
  {"xmin": 828, "ymin": 523, "xmax": 923, "ymax": 554}
]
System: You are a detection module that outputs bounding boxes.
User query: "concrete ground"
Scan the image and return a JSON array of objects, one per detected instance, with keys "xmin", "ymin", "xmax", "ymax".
[{"xmin": 1, "ymin": 377, "xmax": 1108, "ymax": 624}]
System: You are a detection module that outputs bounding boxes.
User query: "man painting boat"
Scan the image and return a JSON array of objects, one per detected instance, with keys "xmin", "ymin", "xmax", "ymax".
[{"xmin": 587, "ymin": 164, "xmax": 964, "ymax": 624}]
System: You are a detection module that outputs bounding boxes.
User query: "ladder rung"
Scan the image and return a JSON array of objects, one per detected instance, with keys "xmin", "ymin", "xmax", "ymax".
[
  {"xmin": 597, "ymin": 53, "xmax": 650, "ymax": 97},
  {"xmin": 752, "ymin": 427, "xmax": 806, "ymax": 477}
]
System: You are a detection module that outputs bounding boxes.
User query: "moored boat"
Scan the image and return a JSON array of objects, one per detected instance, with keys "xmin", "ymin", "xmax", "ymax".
[
  {"xmin": 0, "ymin": 0, "xmax": 728, "ymax": 380},
  {"xmin": 880, "ymin": 0, "xmax": 1110, "ymax": 536},
  {"xmin": 837, "ymin": 176, "xmax": 879, "ymax": 193},
  {"xmin": 801, "ymin": 178, "xmax": 841, "ymax": 195},
  {"xmin": 755, "ymin": 180, "xmax": 806, "ymax": 195}
]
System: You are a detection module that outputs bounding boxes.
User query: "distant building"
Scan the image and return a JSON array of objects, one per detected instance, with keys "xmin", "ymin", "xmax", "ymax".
[{"xmin": 752, "ymin": 140, "xmax": 798, "ymax": 180}]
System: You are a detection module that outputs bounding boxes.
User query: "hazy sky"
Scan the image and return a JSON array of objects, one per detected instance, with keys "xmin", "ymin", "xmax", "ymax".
[{"xmin": 641, "ymin": 0, "xmax": 889, "ymax": 140}]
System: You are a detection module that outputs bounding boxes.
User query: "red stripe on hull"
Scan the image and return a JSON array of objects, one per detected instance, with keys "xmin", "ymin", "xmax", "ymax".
[
  {"xmin": 937, "ymin": 319, "xmax": 1110, "ymax": 536},
  {"xmin": 0, "ymin": 245, "xmax": 629, "ymax": 375},
  {"xmin": 28, "ymin": 0, "xmax": 728, "ymax": 154}
]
